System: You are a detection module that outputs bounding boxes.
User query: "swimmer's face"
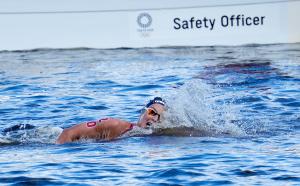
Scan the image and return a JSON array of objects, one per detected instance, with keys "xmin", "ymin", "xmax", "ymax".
[{"xmin": 137, "ymin": 103, "xmax": 165, "ymax": 128}]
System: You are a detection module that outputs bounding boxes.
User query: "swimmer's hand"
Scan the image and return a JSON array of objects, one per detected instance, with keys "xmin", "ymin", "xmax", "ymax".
[{"xmin": 56, "ymin": 118, "xmax": 132, "ymax": 144}]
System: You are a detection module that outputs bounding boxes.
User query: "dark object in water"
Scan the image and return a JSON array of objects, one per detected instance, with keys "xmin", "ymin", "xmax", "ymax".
[{"xmin": 2, "ymin": 124, "xmax": 35, "ymax": 133}]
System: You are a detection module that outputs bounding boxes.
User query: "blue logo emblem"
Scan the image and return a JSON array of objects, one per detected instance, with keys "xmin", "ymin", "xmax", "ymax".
[{"xmin": 137, "ymin": 13, "xmax": 152, "ymax": 28}]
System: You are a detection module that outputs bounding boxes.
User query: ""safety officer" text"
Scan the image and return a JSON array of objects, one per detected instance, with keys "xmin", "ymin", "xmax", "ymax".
[{"xmin": 173, "ymin": 14, "xmax": 265, "ymax": 30}]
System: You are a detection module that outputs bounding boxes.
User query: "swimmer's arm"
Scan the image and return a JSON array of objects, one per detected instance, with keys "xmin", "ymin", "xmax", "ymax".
[{"xmin": 56, "ymin": 119, "xmax": 132, "ymax": 144}]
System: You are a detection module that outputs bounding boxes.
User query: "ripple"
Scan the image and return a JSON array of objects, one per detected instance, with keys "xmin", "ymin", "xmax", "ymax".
[
  {"xmin": 119, "ymin": 85, "xmax": 164, "ymax": 92},
  {"xmin": 60, "ymin": 96, "xmax": 93, "ymax": 101},
  {"xmin": 231, "ymin": 169, "xmax": 268, "ymax": 177},
  {"xmin": 283, "ymin": 102, "xmax": 300, "ymax": 107},
  {"xmin": 274, "ymin": 98, "xmax": 297, "ymax": 103},
  {"xmin": 2, "ymin": 84, "xmax": 29, "ymax": 92},
  {"xmin": 0, "ymin": 108, "xmax": 18, "ymax": 114},
  {"xmin": 193, "ymin": 180, "xmax": 234, "ymax": 185},
  {"xmin": 86, "ymin": 80, "xmax": 117, "ymax": 86},
  {"xmin": 157, "ymin": 75, "xmax": 181, "ymax": 83},
  {"xmin": 0, "ymin": 176, "xmax": 64, "ymax": 185},
  {"xmin": 135, "ymin": 168, "xmax": 206, "ymax": 180},
  {"xmin": 82, "ymin": 105, "xmax": 108, "ymax": 110},
  {"xmin": 272, "ymin": 175, "xmax": 300, "ymax": 181}
]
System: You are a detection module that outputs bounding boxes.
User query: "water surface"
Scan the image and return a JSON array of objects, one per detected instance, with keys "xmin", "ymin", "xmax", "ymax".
[{"xmin": 0, "ymin": 44, "xmax": 299, "ymax": 185}]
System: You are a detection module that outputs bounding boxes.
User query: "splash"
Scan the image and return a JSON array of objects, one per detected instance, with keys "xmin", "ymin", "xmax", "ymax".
[
  {"xmin": 0, "ymin": 124, "xmax": 63, "ymax": 145},
  {"xmin": 152, "ymin": 79, "xmax": 245, "ymax": 137}
]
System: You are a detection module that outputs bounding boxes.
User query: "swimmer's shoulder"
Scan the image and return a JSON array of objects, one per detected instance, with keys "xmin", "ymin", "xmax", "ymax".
[
  {"xmin": 97, "ymin": 118, "xmax": 130, "ymax": 125},
  {"xmin": 96, "ymin": 118, "xmax": 134, "ymax": 133}
]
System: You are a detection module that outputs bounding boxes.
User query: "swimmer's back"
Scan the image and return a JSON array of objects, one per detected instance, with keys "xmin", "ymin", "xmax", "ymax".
[{"xmin": 56, "ymin": 118, "xmax": 133, "ymax": 144}]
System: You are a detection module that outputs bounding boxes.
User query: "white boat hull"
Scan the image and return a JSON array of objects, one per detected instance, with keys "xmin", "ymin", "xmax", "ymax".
[{"xmin": 0, "ymin": 0, "xmax": 299, "ymax": 50}]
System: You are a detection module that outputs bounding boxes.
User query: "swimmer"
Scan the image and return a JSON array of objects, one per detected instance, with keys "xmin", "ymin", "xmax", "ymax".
[{"xmin": 56, "ymin": 97, "xmax": 166, "ymax": 144}]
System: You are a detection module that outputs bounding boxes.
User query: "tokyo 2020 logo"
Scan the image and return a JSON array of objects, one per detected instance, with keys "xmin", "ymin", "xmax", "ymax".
[{"xmin": 137, "ymin": 13, "xmax": 152, "ymax": 28}]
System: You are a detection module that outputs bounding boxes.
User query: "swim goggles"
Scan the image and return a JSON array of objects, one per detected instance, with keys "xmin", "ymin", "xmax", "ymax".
[{"xmin": 141, "ymin": 107, "xmax": 161, "ymax": 122}]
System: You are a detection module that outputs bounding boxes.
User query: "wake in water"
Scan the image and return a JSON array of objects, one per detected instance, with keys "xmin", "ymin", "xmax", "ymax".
[{"xmin": 0, "ymin": 124, "xmax": 63, "ymax": 145}]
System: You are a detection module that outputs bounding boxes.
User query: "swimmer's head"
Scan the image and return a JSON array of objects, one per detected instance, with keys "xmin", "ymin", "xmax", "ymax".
[{"xmin": 137, "ymin": 97, "xmax": 166, "ymax": 128}]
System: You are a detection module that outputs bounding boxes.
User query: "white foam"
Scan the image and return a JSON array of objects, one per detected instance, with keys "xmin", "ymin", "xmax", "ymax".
[
  {"xmin": 0, "ymin": 95, "xmax": 10, "ymax": 102},
  {"xmin": 1, "ymin": 126, "xmax": 63, "ymax": 144},
  {"xmin": 0, "ymin": 134, "xmax": 13, "ymax": 144},
  {"xmin": 153, "ymin": 79, "xmax": 245, "ymax": 136}
]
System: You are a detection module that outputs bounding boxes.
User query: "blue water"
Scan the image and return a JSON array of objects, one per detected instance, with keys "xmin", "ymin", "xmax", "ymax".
[{"xmin": 0, "ymin": 44, "xmax": 299, "ymax": 185}]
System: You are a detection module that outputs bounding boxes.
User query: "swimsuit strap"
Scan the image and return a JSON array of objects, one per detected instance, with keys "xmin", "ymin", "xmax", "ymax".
[{"xmin": 121, "ymin": 123, "xmax": 134, "ymax": 135}]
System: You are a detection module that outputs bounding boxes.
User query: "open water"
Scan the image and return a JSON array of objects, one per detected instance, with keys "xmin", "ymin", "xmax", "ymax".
[{"xmin": 0, "ymin": 44, "xmax": 299, "ymax": 185}]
